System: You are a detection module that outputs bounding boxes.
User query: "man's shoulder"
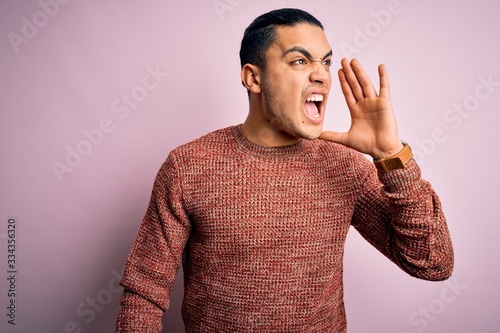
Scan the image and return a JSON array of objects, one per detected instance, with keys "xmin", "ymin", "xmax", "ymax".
[
  {"xmin": 169, "ymin": 125, "xmax": 237, "ymax": 159},
  {"xmin": 310, "ymin": 138, "xmax": 360, "ymax": 159},
  {"xmin": 309, "ymin": 139, "xmax": 374, "ymax": 174}
]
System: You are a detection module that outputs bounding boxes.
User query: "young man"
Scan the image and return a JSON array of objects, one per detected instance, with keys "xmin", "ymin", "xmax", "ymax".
[{"xmin": 116, "ymin": 8, "xmax": 453, "ymax": 332}]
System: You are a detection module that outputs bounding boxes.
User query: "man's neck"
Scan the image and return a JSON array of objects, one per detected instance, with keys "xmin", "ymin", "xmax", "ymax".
[{"xmin": 241, "ymin": 117, "xmax": 300, "ymax": 147}]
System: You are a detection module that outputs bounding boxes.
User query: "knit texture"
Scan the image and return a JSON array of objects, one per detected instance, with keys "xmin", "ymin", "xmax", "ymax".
[{"xmin": 117, "ymin": 125, "xmax": 454, "ymax": 332}]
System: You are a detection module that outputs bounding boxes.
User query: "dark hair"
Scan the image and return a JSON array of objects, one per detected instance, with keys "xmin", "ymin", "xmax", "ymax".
[{"xmin": 239, "ymin": 8, "xmax": 324, "ymax": 70}]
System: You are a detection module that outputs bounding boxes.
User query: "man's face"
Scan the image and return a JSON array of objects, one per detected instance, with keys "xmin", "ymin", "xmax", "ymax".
[{"xmin": 260, "ymin": 23, "xmax": 332, "ymax": 140}]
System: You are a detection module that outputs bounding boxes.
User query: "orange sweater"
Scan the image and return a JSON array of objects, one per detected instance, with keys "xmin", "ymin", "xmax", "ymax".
[{"xmin": 117, "ymin": 125, "xmax": 453, "ymax": 332}]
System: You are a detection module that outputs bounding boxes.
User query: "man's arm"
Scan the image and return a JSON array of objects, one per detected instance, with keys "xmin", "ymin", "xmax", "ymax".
[
  {"xmin": 351, "ymin": 155, "xmax": 453, "ymax": 280},
  {"xmin": 321, "ymin": 58, "xmax": 453, "ymax": 279},
  {"xmin": 116, "ymin": 154, "xmax": 191, "ymax": 332}
]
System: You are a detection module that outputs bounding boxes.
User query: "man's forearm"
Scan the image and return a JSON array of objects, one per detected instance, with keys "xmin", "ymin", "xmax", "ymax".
[{"xmin": 116, "ymin": 290, "xmax": 164, "ymax": 333}]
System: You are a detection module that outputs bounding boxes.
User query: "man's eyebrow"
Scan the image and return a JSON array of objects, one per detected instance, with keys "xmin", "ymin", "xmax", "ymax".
[{"xmin": 282, "ymin": 47, "xmax": 333, "ymax": 61}]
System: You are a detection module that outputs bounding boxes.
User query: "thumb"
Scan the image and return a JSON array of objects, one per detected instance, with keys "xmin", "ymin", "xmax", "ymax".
[{"xmin": 318, "ymin": 131, "xmax": 348, "ymax": 145}]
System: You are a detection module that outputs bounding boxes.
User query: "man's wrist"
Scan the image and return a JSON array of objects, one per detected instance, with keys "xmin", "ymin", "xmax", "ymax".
[{"xmin": 371, "ymin": 142, "xmax": 405, "ymax": 160}]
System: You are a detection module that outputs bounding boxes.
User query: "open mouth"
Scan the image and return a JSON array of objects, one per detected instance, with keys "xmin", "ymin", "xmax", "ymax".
[{"xmin": 304, "ymin": 94, "xmax": 324, "ymax": 121}]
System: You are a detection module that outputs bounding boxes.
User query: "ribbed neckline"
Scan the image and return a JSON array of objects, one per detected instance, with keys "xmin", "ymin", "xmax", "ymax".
[{"xmin": 231, "ymin": 124, "xmax": 309, "ymax": 158}]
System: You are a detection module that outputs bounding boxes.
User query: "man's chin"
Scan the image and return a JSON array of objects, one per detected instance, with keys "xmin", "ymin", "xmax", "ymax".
[{"xmin": 273, "ymin": 119, "xmax": 323, "ymax": 141}]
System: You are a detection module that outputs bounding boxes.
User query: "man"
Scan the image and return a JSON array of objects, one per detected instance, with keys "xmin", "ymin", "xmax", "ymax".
[{"xmin": 116, "ymin": 8, "xmax": 453, "ymax": 332}]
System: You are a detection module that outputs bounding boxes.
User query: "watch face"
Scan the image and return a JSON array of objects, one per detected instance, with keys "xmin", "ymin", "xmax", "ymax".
[
  {"xmin": 383, "ymin": 158, "xmax": 405, "ymax": 171},
  {"xmin": 375, "ymin": 157, "xmax": 405, "ymax": 172}
]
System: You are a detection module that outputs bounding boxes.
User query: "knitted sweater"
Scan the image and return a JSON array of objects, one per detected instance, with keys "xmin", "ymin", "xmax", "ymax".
[{"xmin": 117, "ymin": 125, "xmax": 454, "ymax": 332}]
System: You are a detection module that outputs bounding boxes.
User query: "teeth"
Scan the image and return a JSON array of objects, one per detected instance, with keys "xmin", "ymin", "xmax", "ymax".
[{"xmin": 306, "ymin": 94, "xmax": 324, "ymax": 102}]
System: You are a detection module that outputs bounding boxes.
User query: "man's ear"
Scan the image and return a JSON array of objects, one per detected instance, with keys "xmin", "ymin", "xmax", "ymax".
[{"xmin": 241, "ymin": 64, "xmax": 261, "ymax": 94}]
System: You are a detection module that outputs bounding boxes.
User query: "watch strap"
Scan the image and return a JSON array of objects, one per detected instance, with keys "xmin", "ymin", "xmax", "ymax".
[{"xmin": 374, "ymin": 143, "xmax": 413, "ymax": 172}]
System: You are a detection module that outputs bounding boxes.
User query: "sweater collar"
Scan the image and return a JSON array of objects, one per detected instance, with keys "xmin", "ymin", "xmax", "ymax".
[{"xmin": 232, "ymin": 124, "xmax": 308, "ymax": 158}]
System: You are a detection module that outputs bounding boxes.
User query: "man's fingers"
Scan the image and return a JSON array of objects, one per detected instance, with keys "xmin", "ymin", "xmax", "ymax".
[
  {"xmin": 350, "ymin": 59, "xmax": 378, "ymax": 98},
  {"xmin": 340, "ymin": 58, "xmax": 364, "ymax": 101},
  {"xmin": 378, "ymin": 64, "xmax": 391, "ymax": 99},
  {"xmin": 338, "ymin": 68, "xmax": 357, "ymax": 108},
  {"xmin": 341, "ymin": 58, "xmax": 377, "ymax": 100}
]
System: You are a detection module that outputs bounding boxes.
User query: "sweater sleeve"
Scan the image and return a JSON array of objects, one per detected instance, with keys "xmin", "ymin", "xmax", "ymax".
[
  {"xmin": 116, "ymin": 154, "xmax": 191, "ymax": 332},
  {"xmin": 351, "ymin": 156, "xmax": 454, "ymax": 281}
]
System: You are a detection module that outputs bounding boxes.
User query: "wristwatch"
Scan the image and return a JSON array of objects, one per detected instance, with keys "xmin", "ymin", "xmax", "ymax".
[{"xmin": 373, "ymin": 143, "xmax": 413, "ymax": 172}]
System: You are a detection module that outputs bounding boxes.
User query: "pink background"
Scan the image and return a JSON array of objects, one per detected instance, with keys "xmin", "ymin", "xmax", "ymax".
[{"xmin": 1, "ymin": 1, "xmax": 499, "ymax": 332}]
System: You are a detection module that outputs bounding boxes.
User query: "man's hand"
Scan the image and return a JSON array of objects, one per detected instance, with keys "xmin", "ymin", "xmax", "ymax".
[{"xmin": 319, "ymin": 58, "xmax": 403, "ymax": 159}]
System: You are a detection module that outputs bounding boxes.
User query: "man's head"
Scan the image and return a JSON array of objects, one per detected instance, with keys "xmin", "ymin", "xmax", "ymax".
[
  {"xmin": 240, "ymin": 9, "xmax": 333, "ymax": 144},
  {"xmin": 239, "ymin": 8, "xmax": 324, "ymax": 71}
]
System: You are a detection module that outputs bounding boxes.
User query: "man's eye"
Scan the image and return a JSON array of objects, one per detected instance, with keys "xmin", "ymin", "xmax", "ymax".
[
  {"xmin": 323, "ymin": 59, "xmax": 332, "ymax": 67},
  {"xmin": 292, "ymin": 59, "xmax": 307, "ymax": 65}
]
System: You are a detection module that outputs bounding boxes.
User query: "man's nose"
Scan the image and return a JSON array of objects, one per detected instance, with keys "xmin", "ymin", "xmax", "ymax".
[{"xmin": 309, "ymin": 62, "xmax": 331, "ymax": 87}]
